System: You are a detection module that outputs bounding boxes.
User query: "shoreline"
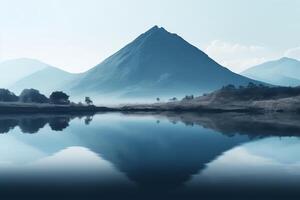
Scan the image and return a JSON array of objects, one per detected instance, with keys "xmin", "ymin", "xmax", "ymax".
[
  {"xmin": 0, "ymin": 104, "xmax": 117, "ymax": 114},
  {"xmin": 0, "ymin": 97, "xmax": 299, "ymax": 114},
  {"xmin": 0, "ymin": 103, "xmax": 266, "ymax": 114}
]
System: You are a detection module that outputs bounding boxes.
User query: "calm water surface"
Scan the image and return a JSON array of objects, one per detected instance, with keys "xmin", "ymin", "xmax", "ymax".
[{"xmin": 0, "ymin": 112, "xmax": 300, "ymax": 199}]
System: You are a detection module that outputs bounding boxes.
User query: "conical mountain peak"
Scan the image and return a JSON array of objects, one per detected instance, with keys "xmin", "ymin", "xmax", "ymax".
[
  {"xmin": 147, "ymin": 25, "xmax": 160, "ymax": 32},
  {"xmin": 138, "ymin": 25, "xmax": 173, "ymax": 41},
  {"xmin": 144, "ymin": 25, "xmax": 167, "ymax": 34},
  {"xmin": 71, "ymin": 27, "xmax": 257, "ymax": 98}
]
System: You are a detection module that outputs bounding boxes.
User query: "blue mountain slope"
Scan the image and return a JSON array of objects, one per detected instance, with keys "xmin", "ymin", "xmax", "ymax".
[
  {"xmin": 242, "ymin": 57, "xmax": 300, "ymax": 87},
  {"xmin": 71, "ymin": 26, "xmax": 258, "ymax": 98}
]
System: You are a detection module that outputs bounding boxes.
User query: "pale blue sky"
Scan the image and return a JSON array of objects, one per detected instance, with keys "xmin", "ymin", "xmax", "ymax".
[{"xmin": 0, "ymin": 0, "xmax": 299, "ymax": 72}]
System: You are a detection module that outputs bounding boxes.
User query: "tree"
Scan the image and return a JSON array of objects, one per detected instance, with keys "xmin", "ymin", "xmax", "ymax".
[
  {"xmin": 222, "ymin": 84, "xmax": 236, "ymax": 91},
  {"xmin": 169, "ymin": 97, "xmax": 177, "ymax": 101},
  {"xmin": 85, "ymin": 97, "xmax": 93, "ymax": 105},
  {"xmin": 49, "ymin": 117, "xmax": 70, "ymax": 131},
  {"xmin": 50, "ymin": 91, "xmax": 70, "ymax": 105},
  {"xmin": 247, "ymin": 82, "xmax": 256, "ymax": 88},
  {"xmin": 0, "ymin": 89, "xmax": 18, "ymax": 102},
  {"xmin": 84, "ymin": 116, "xmax": 93, "ymax": 125},
  {"xmin": 19, "ymin": 89, "xmax": 48, "ymax": 103},
  {"xmin": 183, "ymin": 95, "xmax": 194, "ymax": 101}
]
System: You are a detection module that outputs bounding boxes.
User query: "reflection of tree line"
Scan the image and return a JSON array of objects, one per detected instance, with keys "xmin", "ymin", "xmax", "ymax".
[
  {"xmin": 0, "ymin": 114, "xmax": 94, "ymax": 134},
  {"xmin": 156, "ymin": 112, "xmax": 300, "ymax": 138},
  {"xmin": 122, "ymin": 112, "xmax": 300, "ymax": 138},
  {"xmin": 4, "ymin": 111, "xmax": 300, "ymax": 136}
]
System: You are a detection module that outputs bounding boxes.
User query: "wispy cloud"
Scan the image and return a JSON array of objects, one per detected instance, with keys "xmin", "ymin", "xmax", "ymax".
[
  {"xmin": 284, "ymin": 46, "xmax": 300, "ymax": 60},
  {"xmin": 204, "ymin": 40, "xmax": 276, "ymax": 73}
]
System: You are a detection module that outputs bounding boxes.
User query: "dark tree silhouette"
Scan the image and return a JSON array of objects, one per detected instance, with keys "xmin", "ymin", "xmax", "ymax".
[
  {"xmin": 169, "ymin": 97, "xmax": 177, "ymax": 101},
  {"xmin": 49, "ymin": 117, "xmax": 70, "ymax": 131},
  {"xmin": 19, "ymin": 89, "xmax": 49, "ymax": 103},
  {"xmin": 50, "ymin": 91, "xmax": 70, "ymax": 105},
  {"xmin": 0, "ymin": 119, "xmax": 18, "ymax": 134},
  {"xmin": 215, "ymin": 84, "xmax": 300, "ymax": 101},
  {"xmin": 183, "ymin": 95, "xmax": 194, "ymax": 101},
  {"xmin": 0, "ymin": 89, "xmax": 19, "ymax": 102},
  {"xmin": 222, "ymin": 84, "xmax": 236, "ymax": 91},
  {"xmin": 85, "ymin": 97, "xmax": 93, "ymax": 105},
  {"xmin": 18, "ymin": 118, "xmax": 48, "ymax": 134},
  {"xmin": 247, "ymin": 82, "xmax": 256, "ymax": 88},
  {"xmin": 84, "ymin": 116, "xmax": 93, "ymax": 125}
]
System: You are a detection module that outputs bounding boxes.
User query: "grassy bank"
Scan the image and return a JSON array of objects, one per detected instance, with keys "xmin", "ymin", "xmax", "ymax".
[{"xmin": 0, "ymin": 102, "xmax": 116, "ymax": 114}]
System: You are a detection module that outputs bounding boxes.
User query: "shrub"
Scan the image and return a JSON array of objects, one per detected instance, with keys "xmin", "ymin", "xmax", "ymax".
[
  {"xmin": 183, "ymin": 95, "xmax": 194, "ymax": 101},
  {"xmin": 0, "ymin": 89, "xmax": 18, "ymax": 102},
  {"xmin": 50, "ymin": 91, "xmax": 70, "ymax": 105},
  {"xmin": 19, "ymin": 89, "xmax": 49, "ymax": 103},
  {"xmin": 85, "ymin": 97, "xmax": 93, "ymax": 105}
]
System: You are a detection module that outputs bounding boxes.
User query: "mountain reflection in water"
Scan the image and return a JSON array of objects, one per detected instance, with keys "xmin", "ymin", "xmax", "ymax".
[{"xmin": 0, "ymin": 112, "xmax": 300, "ymax": 199}]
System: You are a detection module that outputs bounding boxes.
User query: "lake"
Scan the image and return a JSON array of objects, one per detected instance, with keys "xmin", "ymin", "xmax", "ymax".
[{"xmin": 0, "ymin": 112, "xmax": 300, "ymax": 200}]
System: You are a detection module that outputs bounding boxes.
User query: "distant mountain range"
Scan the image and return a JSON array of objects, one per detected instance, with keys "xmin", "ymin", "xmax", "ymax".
[
  {"xmin": 0, "ymin": 58, "xmax": 48, "ymax": 88},
  {"xmin": 242, "ymin": 57, "xmax": 300, "ymax": 87},
  {"xmin": 11, "ymin": 66, "xmax": 77, "ymax": 95},
  {"xmin": 2, "ymin": 26, "xmax": 263, "ymax": 100}
]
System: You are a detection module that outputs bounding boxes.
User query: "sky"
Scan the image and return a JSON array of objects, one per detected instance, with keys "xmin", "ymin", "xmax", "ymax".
[{"xmin": 0, "ymin": 0, "xmax": 300, "ymax": 73}]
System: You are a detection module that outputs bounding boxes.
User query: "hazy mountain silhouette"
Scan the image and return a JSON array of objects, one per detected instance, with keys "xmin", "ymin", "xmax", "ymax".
[
  {"xmin": 0, "ymin": 58, "xmax": 48, "ymax": 88},
  {"xmin": 71, "ymin": 26, "xmax": 259, "ymax": 98},
  {"xmin": 242, "ymin": 57, "xmax": 300, "ymax": 87},
  {"xmin": 10, "ymin": 65, "xmax": 77, "ymax": 95}
]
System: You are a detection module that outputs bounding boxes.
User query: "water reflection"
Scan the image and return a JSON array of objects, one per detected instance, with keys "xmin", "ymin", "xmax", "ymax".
[
  {"xmin": 189, "ymin": 136, "xmax": 300, "ymax": 187},
  {"xmin": 0, "ymin": 114, "xmax": 94, "ymax": 133},
  {"xmin": 146, "ymin": 112, "xmax": 300, "ymax": 137},
  {"xmin": 185, "ymin": 136, "xmax": 300, "ymax": 199},
  {"xmin": 0, "ymin": 112, "xmax": 300, "ymax": 199}
]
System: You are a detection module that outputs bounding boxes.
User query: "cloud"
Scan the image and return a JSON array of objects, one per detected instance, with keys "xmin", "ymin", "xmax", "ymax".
[
  {"xmin": 204, "ymin": 40, "xmax": 274, "ymax": 73},
  {"xmin": 205, "ymin": 40, "xmax": 265, "ymax": 55},
  {"xmin": 284, "ymin": 46, "xmax": 300, "ymax": 60}
]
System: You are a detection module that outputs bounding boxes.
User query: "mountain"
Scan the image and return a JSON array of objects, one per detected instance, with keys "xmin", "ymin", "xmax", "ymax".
[
  {"xmin": 71, "ymin": 26, "xmax": 259, "ymax": 99},
  {"xmin": 241, "ymin": 57, "xmax": 300, "ymax": 87},
  {"xmin": 0, "ymin": 58, "xmax": 48, "ymax": 88},
  {"xmin": 10, "ymin": 66, "xmax": 77, "ymax": 95}
]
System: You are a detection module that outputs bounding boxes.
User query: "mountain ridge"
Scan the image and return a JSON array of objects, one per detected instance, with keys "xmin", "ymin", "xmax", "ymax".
[
  {"xmin": 0, "ymin": 58, "xmax": 49, "ymax": 88},
  {"xmin": 10, "ymin": 64, "xmax": 77, "ymax": 95},
  {"xmin": 242, "ymin": 57, "xmax": 300, "ymax": 87}
]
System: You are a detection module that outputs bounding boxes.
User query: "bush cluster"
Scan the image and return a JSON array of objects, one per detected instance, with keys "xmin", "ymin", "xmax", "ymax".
[
  {"xmin": 0, "ymin": 89, "xmax": 70, "ymax": 104},
  {"xmin": 217, "ymin": 83, "xmax": 300, "ymax": 101}
]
